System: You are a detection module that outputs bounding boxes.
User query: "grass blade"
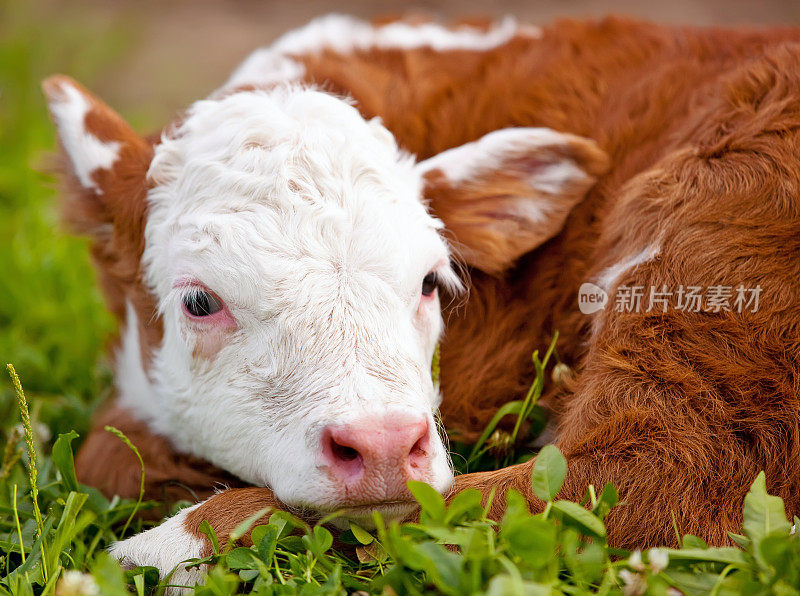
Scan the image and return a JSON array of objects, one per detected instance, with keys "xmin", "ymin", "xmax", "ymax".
[
  {"xmin": 104, "ymin": 426, "xmax": 145, "ymax": 538},
  {"xmin": 7, "ymin": 364, "xmax": 48, "ymax": 583}
]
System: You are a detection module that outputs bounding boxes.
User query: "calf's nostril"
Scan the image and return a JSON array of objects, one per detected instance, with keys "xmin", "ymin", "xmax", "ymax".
[
  {"xmin": 331, "ymin": 440, "xmax": 360, "ymax": 462},
  {"xmin": 407, "ymin": 431, "xmax": 430, "ymax": 471}
]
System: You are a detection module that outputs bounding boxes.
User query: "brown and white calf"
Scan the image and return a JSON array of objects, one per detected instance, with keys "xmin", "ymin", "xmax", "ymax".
[{"xmin": 46, "ymin": 14, "xmax": 800, "ymax": 583}]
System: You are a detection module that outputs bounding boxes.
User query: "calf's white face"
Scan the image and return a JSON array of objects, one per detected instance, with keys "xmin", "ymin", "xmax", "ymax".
[
  {"xmin": 137, "ymin": 87, "xmax": 460, "ymax": 517},
  {"xmin": 44, "ymin": 72, "xmax": 607, "ymax": 523}
]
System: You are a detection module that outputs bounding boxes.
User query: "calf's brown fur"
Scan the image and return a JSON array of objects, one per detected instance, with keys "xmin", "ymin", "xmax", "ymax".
[{"xmin": 58, "ymin": 17, "xmax": 800, "ymax": 550}]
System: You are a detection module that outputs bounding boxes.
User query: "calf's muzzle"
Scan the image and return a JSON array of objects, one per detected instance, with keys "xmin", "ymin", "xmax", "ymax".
[{"xmin": 320, "ymin": 413, "xmax": 432, "ymax": 503}]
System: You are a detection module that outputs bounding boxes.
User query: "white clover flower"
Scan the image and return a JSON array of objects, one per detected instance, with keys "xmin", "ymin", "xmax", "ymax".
[
  {"xmin": 648, "ymin": 547, "xmax": 669, "ymax": 573},
  {"xmin": 55, "ymin": 570, "xmax": 99, "ymax": 596},
  {"xmin": 619, "ymin": 569, "xmax": 647, "ymax": 596},
  {"xmin": 647, "ymin": 548, "xmax": 669, "ymax": 573},
  {"xmin": 628, "ymin": 549, "xmax": 645, "ymax": 571}
]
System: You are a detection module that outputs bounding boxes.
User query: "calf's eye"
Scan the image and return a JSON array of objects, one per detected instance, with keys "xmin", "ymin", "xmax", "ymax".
[
  {"xmin": 183, "ymin": 290, "xmax": 223, "ymax": 317},
  {"xmin": 422, "ymin": 272, "xmax": 438, "ymax": 297}
]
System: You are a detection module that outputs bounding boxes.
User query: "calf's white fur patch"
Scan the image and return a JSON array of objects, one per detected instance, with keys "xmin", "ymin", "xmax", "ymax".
[
  {"xmin": 418, "ymin": 127, "xmax": 595, "ymax": 224},
  {"xmin": 227, "ymin": 14, "xmax": 535, "ymax": 89},
  {"xmin": 596, "ymin": 243, "xmax": 662, "ymax": 292},
  {"xmin": 110, "ymin": 503, "xmax": 206, "ymax": 595},
  {"xmin": 45, "ymin": 80, "xmax": 121, "ymax": 193},
  {"xmin": 418, "ymin": 127, "xmax": 586, "ymax": 190},
  {"xmin": 114, "ymin": 301, "xmax": 159, "ymax": 423}
]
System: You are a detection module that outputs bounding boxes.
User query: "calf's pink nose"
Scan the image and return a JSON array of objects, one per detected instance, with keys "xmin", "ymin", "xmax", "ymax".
[{"xmin": 321, "ymin": 414, "xmax": 432, "ymax": 502}]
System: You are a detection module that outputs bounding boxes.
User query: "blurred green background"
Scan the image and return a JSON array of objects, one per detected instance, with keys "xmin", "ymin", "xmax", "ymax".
[{"xmin": 2, "ymin": 0, "xmax": 800, "ymax": 439}]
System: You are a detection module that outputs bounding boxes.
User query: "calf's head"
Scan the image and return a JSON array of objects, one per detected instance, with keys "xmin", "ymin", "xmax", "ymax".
[{"xmin": 44, "ymin": 76, "xmax": 606, "ymax": 523}]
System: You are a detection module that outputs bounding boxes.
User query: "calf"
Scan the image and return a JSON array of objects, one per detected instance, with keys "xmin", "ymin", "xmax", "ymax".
[{"xmin": 45, "ymin": 14, "xmax": 800, "ymax": 583}]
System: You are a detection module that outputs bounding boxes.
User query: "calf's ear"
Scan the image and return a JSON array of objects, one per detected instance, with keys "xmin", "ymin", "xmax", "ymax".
[
  {"xmin": 419, "ymin": 128, "xmax": 608, "ymax": 276},
  {"xmin": 42, "ymin": 75, "xmax": 154, "ymax": 320},
  {"xmin": 42, "ymin": 75, "xmax": 153, "ymax": 239}
]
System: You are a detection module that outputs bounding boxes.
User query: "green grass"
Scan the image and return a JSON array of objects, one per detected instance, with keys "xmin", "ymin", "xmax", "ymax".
[
  {"xmin": 4, "ymin": 364, "xmax": 800, "ymax": 595},
  {"xmin": 3, "ymin": 2, "xmax": 800, "ymax": 594},
  {"xmin": 0, "ymin": 0, "xmax": 130, "ymax": 444}
]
